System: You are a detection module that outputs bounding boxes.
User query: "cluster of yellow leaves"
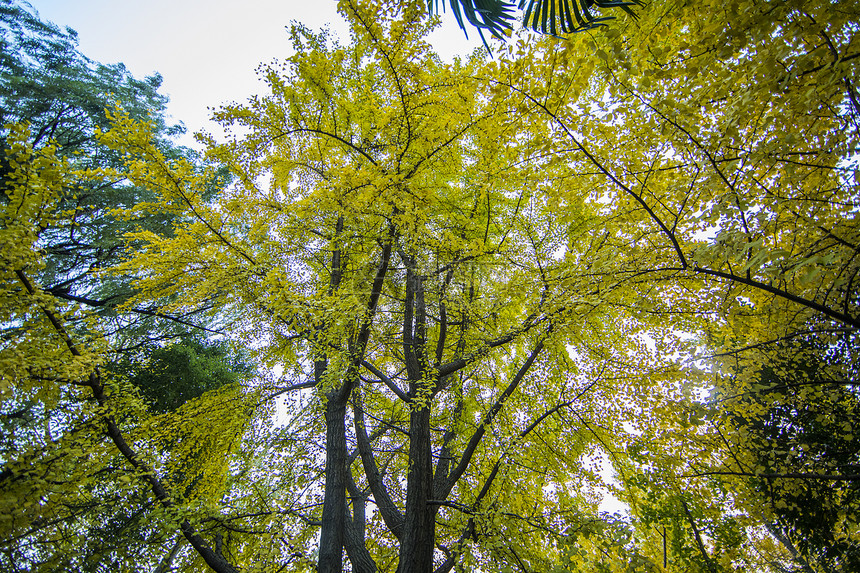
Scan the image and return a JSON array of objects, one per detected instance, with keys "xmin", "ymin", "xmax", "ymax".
[
  {"xmin": 1, "ymin": 126, "xmax": 97, "ymax": 399},
  {"xmin": 479, "ymin": 0, "xmax": 860, "ymax": 569},
  {"xmin": 141, "ymin": 383, "xmax": 253, "ymax": 507}
]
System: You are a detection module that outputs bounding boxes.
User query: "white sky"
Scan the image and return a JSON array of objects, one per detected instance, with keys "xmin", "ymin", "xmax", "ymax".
[{"xmin": 30, "ymin": 0, "xmax": 486, "ymax": 148}]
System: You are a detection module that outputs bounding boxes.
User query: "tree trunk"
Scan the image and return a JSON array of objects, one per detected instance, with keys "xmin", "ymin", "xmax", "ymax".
[
  {"xmin": 345, "ymin": 496, "xmax": 378, "ymax": 573},
  {"xmin": 397, "ymin": 405, "xmax": 436, "ymax": 573},
  {"xmin": 318, "ymin": 397, "xmax": 348, "ymax": 573}
]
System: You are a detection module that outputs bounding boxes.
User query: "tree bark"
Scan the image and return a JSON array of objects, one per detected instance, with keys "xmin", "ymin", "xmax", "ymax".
[
  {"xmin": 319, "ymin": 225, "xmax": 393, "ymax": 571},
  {"xmin": 318, "ymin": 397, "xmax": 348, "ymax": 573},
  {"xmin": 344, "ymin": 496, "xmax": 378, "ymax": 573},
  {"xmin": 396, "ymin": 405, "xmax": 436, "ymax": 573},
  {"xmin": 353, "ymin": 390, "xmax": 405, "ymax": 539}
]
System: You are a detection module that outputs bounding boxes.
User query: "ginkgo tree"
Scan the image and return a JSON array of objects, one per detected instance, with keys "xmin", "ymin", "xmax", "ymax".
[
  {"xmin": 483, "ymin": 0, "xmax": 860, "ymax": 568},
  {"xmin": 96, "ymin": 1, "xmax": 664, "ymax": 571}
]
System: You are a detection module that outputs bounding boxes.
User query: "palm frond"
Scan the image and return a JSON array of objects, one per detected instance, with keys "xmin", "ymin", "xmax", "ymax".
[
  {"xmin": 427, "ymin": 0, "xmax": 644, "ymax": 41},
  {"xmin": 426, "ymin": 0, "xmax": 518, "ymax": 44},
  {"xmin": 519, "ymin": 0, "xmax": 643, "ymax": 35}
]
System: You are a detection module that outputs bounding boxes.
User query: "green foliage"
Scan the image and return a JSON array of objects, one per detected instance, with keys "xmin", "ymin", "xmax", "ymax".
[
  {"xmin": 722, "ymin": 342, "xmax": 860, "ymax": 572},
  {"xmin": 427, "ymin": 0, "xmax": 516, "ymax": 42},
  {"xmin": 113, "ymin": 336, "xmax": 251, "ymax": 413},
  {"xmin": 0, "ymin": 1, "xmax": 180, "ymax": 148},
  {"xmin": 0, "ymin": 0, "xmax": 222, "ymax": 344},
  {"xmin": 519, "ymin": 0, "xmax": 642, "ymax": 36},
  {"xmin": 1, "ymin": 4, "xmax": 251, "ymax": 572}
]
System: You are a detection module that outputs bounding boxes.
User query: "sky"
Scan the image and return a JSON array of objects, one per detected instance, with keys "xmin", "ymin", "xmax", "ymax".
[{"xmin": 31, "ymin": 0, "xmax": 485, "ymax": 149}]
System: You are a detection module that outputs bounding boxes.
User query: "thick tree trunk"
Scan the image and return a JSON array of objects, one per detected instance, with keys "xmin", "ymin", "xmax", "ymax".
[
  {"xmin": 397, "ymin": 405, "xmax": 436, "ymax": 573},
  {"xmin": 318, "ymin": 397, "xmax": 348, "ymax": 573}
]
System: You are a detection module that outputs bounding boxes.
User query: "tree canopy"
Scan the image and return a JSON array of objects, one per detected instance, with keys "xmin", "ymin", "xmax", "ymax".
[
  {"xmin": 2, "ymin": 0, "xmax": 858, "ymax": 571},
  {"xmin": 1, "ymin": 2, "xmax": 250, "ymax": 571}
]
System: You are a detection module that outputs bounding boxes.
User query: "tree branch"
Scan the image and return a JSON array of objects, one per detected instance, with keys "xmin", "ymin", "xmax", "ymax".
[
  {"xmin": 439, "ymin": 339, "xmax": 545, "ymax": 499},
  {"xmin": 352, "ymin": 389, "xmax": 406, "ymax": 540},
  {"xmin": 14, "ymin": 269, "xmax": 240, "ymax": 573}
]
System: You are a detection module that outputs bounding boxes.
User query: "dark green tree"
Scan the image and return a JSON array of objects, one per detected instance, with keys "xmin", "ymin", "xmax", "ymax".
[
  {"xmin": 728, "ymin": 341, "xmax": 860, "ymax": 572},
  {"xmin": 1, "ymin": 0, "xmax": 227, "ymax": 347},
  {"xmin": 114, "ymin": 336, "xmax": 252, "ymax": 414},
  {"xmin": 1, "ymin": 4, "xmax": 247, "ymax": 571}
]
